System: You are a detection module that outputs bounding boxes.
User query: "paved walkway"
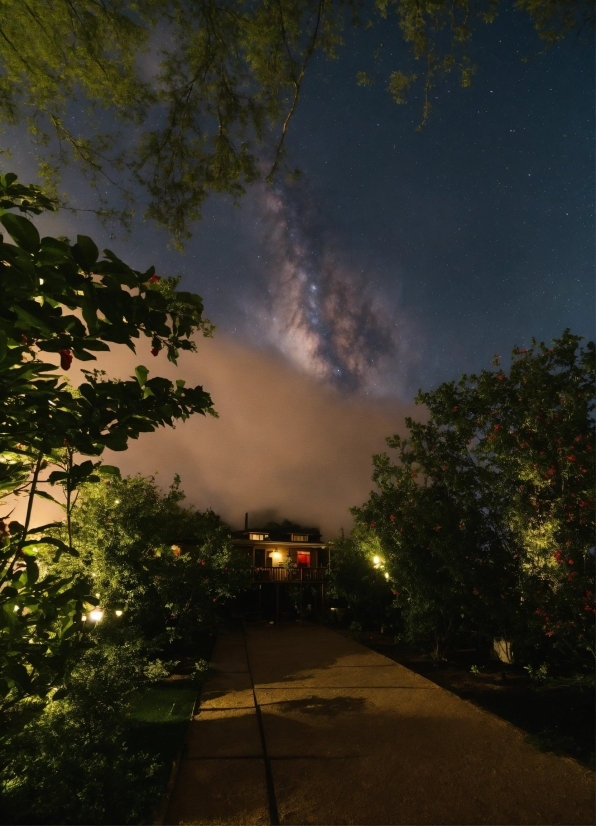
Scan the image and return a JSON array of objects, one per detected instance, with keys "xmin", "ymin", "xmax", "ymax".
[{"xmin": 165, "ymin": 625, "xmax": 595, "ymax": 825}]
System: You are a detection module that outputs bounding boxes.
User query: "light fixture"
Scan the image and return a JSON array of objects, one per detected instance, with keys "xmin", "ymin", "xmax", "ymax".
[
  {"xmin": 114, "ymin": 499, "xmax": 120, "ymax": 505},
  {"xmin": 81, "ymin": 614, "xmax": 87, "ymax": 622},
  {"xmin": 115, "ymin": 610, "xmax": 123, "ymax": 617},
  {"xmin": 373, "ymin": 555, "xmax": 381, "ymax": 566},
  {"xmin": 89, "ymin": 608, "xmax": 104, "ymax": 623},
  {"xmin": 384, "ymin": 572, "xmax": 390, "ymax": 580}
]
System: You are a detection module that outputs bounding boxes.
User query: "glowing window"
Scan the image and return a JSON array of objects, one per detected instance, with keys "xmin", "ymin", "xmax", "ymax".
[
  {"xmin": 249, "ymin": 533, "xmax": 268, "ymax": 541},
  {"xmin": 291, "ymin": 534, "xmax": 309, "ymax": 542}
]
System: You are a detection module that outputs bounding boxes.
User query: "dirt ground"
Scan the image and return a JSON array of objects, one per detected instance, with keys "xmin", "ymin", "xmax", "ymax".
[{"xmin": 343, "ymin": 630, "xmax": 595, "ymax": 769}]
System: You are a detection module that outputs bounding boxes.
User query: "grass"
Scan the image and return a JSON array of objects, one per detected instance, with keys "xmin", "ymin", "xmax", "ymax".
[{"xmin": 125, "ymin": 682, "xmax": 198, "ymax": 771}]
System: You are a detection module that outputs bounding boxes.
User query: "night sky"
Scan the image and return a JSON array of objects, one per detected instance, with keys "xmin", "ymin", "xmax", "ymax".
[{"xmin": 9, "ymin": 9, "xmax": 595, "ymax": 536}]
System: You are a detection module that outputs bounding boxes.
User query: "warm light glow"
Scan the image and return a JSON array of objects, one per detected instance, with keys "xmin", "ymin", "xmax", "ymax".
[
  {"xmin": 13, "ymin": 605, "xmax": 19, "ymax": 613},
  {"xmin": 373, "ymin": 555, "xmax": 381, "ymax": 565},
  {"xmin": 272, "ymin": 551, "xmax": 282, "ymax": 559},
  {"xmin": 384, "ymin": 572, "xmax": 390, "ymax": 580},
  {"xmin": 81, "ymin": 615, "xmax": 87, "ymax": 622},
  {"xmin": 114, "ymin": 499, "xmax": 120, "ymax": 505},
  {"xmin": 89, "ymin": 609, "xmax": 104, "ymax": 622},
  {"xmin": 115, "ymin": 610, "xmax": 123, "ymax": 617}
]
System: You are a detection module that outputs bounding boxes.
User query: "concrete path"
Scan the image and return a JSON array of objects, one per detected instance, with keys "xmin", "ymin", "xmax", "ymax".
[{"xmin": 165, "ymin": 625, "xmax": 595, "ymax": 825}]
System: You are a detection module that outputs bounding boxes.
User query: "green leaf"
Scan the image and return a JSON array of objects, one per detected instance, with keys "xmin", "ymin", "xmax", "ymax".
[
  {"xmin": 22, "ymin": 537, "xmax": 79, "ymax": 557},
  {"xmin": 27, "ymin": 522, "xmax": 65, "ymax": 534},
  {"xmin": 0, "ymin": 330, "xmax": 7, "ymax": 363},
  {"xmin": 34, "ymin": 490, "xmax": 64, "ymax": 506},
  {"xmin": 0, "ymin": 213, "xmax": 40, "ymax": 252},
  {"xmin": 72, "ymin": 235, "xmax": 99, "ymax": 270},
  {"xmin": 102, "ymin": 432, "xmax": 128, "ymax": 451},
  {"xmin": 97, "ymin": 465, "xmax": 121, "ymax": 477},
  {"xmin": 135, "ymin": 364, "xmax": 149, "ymax": 387},
  {"xmin": 25, "ymin": 556, "xmax": 39, "ymax": 585}
]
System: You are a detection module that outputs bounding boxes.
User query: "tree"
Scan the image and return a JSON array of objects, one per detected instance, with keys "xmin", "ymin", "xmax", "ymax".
[
  {"xmin": 0, "ymin": 0, "xmax": 590, "ymax": 240},
  {"xmin": 353, "ymin": 410, "xmax": 520, "ymax": 659},
  {"xmin": 0, "ymin": 171, "xmax": 216, "ymax": 706},
  {"xmin": 354, "ymin": 331, "xmax": 595, "ymax": 665},
  {"xmin": 326, "ymin": 529, "xmax": 395, "ymax": 631},
  {"xmin": 47, "ymin": 474, "xmax": 252, "ymax": 648}
]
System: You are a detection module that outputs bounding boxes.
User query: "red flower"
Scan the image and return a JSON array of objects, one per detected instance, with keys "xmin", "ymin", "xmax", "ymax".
[
  {"xmin": 149, "ymin": 274, "xmax": 160, "ymax": 283},
  {"xmin": 452, "ymin": 406, "xmax": 458, "ymax": 412},
  {"xmin": 389, "ymin": 514, "xmax": 395, "ymax": 522},
  {"xmin": 151, "ymin": 347, "xmax": 159, "ymax": 356},
  {"xmin": 568, "ymin": 559, "xmax": 574, "ymax": 565},
  {"xmin": 370, "ymin": 521, "xmax": 376, "ymax": 528},
  {"xmin": 433, "ymin": 525, "xmax": 441, "ymax": 531},
  {"xmin": 59, "ymin": 348, "xmax": 73, "ymax": 370}
]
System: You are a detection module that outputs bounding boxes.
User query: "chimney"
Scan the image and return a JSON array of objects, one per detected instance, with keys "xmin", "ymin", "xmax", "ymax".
[{"xmin": 244, "ymin": 512, "xmax": 249, "ymax": 531}]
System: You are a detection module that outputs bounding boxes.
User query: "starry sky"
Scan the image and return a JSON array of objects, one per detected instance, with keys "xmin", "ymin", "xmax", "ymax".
[{"xmin": 8, "ymin": 7, "xmax": 594, "ymax": 535}]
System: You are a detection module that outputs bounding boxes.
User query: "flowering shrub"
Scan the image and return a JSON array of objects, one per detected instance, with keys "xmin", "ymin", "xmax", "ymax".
[{"xmin": 353, "ymin": 332, "xmax": 595, "ymax": 667}]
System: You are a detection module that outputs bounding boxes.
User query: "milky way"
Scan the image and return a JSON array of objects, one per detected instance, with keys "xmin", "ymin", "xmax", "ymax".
[{"xmin": 251, "ymin": 183, "xmax": 416, "ymax": 396}]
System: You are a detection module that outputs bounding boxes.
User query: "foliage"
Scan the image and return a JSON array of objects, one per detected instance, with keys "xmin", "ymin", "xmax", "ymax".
[
  {"xmin": 46, "ymin": 474, "xmax": 252, "ymax": 648},
  {"xmin": 326, "ymin": 531, "xmax": 395, "ymax": 630},
  {"xmin": 0, "ymin": 1, "xmax": 591, "ymax": 237},
  {"xmin": 376, "ymin": 0, "xmax": 593, "ymax": 126},
  {"xmin": 0, "ymin": 642, "xmax": 162, "ymax": 825},
  {"xmin": 354, "ymin": 331, "xmax": 595, "ymax": 665},
  {"xmin": 0, "ymin": 0, "xmax": 343, "ymax": 241},
  {"xmin": 0, "ymin": 171, "xmax": 216, "ymax": 706}
]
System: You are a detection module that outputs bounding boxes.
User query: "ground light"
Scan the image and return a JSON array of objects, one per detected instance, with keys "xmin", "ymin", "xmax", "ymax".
[
  {"xmin": 89, "ymin": 608, "xmax": 104, "ymax": 623},
  {"xmin": 115, "ymin": 609, "xmax": 123, "ymax": 617}
]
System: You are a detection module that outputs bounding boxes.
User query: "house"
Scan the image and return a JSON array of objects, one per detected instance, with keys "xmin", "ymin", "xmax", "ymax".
[{"xmin": 232, "ymin": 514, "xmax": 330, "ymax": 621}]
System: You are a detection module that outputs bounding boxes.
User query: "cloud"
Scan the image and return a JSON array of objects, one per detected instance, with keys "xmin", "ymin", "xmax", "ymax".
[
  {"xmin": 109, "ymin": 336, "xmax": 420, "ymax": 537},
  {"xmin": 6, "ymin": 336, "xmax": 420, "ymax": 539},
  {"xmin": 247, "ymin": 183, "xmax": 420, "ymax": 397}
]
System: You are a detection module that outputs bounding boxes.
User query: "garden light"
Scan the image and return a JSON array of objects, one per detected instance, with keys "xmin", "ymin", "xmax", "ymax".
[
  {"xmin": 115, "ymin": 610, "xmax": 123, "ymax": 617},
  {"xmin": 89, "ymin": 609, "xmax": 104, "ymax": 623},
  {"xmin": 81, "ymin": 615, "xmax": 87, "ymax": 622},
  {"xmin": 373, "ymin": 555, "xmax": 382, "ymax": 567},
  {"xmin": 385, "ymin": 572, "xmax": 390, "ymax": 580}
]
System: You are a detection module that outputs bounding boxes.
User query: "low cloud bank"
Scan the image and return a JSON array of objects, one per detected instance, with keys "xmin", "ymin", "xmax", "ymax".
[{"xmin": 7, "ymin": 336, "xmax": 421, "ymax": 539}]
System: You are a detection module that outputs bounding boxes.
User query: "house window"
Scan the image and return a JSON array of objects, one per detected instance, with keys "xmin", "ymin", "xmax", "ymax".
[
  {"xmin": 249, "ymin": 533, "xmax": 268, "ymax": 541},
  {"xmin": 297, "ymin": 552, "xmax": 311, "ymax": 568},
  {"xmin": 291, "ymin": 533, "xmax": 309, "ymax": 542},
  {"xmin": 254, "ymin": 548, "xmax": 265, "ymax": 567}
]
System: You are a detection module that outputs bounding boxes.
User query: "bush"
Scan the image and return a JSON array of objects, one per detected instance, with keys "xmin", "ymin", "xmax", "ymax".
[
  {"xmin": 0, "ymin": 642, "xmax": 162, "ymax": 825},
  {"xmin": 326, "ymin": 534, "xmax": 395, "ymax": 631}
]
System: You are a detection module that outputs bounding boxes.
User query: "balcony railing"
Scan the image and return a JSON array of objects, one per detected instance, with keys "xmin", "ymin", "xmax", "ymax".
[{"xmin": 253, "ymin": 567, "xmax": 328, "ymax": 583}]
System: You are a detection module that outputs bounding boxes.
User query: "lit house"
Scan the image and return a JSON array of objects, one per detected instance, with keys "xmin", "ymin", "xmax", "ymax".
[{"xmin": 232, "ymin": 515, "xmax": 330, "ymax": 621}]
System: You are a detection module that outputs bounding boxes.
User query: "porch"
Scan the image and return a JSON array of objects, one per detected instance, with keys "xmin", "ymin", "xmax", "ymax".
[{"xmin": 253, "ymin": 566, "xmax": 328, "ymax": 583}]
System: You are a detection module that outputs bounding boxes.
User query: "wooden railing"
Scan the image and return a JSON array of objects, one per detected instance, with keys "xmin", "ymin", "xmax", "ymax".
[{"xmin": 253, "ymin": 567, "xmax": 328, "ymax": 583}]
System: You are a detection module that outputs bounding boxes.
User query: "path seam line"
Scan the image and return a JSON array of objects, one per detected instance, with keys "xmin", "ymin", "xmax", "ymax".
[{"xmin": 242, "ymin": 623, "xmax": 280, "ymax": 826}]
